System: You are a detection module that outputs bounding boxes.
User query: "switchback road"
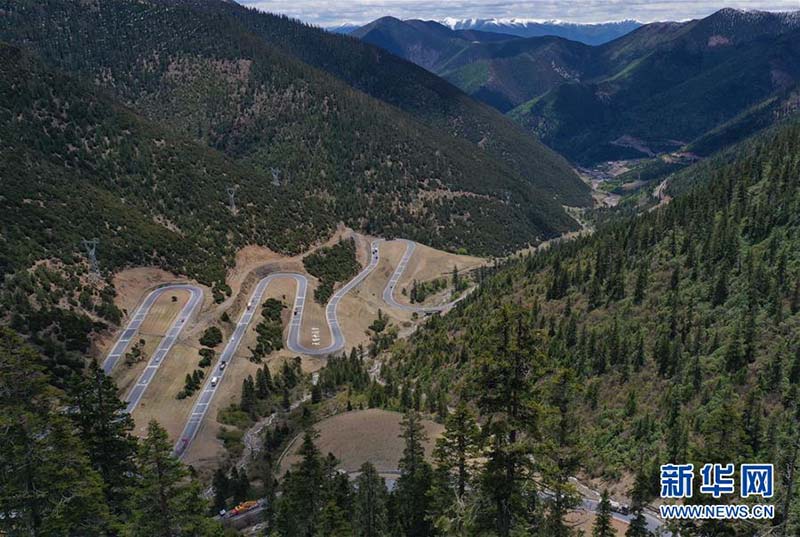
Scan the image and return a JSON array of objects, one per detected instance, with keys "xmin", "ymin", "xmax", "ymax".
[
  {"xmin": 101, "ymin": 284, "xmax": 204, "ymax": 414},
  {"xmin": 100, "ymin": 240, "xmax": 469, "ymax": 456},
  {"xmin": 382, "ymin": 239, "xmax": 471, "ymax": 313}
]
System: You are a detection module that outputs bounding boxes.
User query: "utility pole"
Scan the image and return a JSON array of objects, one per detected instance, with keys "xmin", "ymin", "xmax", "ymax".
[
  {"xmin": 227, "ymin": 186, "xmax": 237, "ymax": 214},
  {"xmin": 82, "ymin": 238, "xmax": 100, "ymax": 282}
]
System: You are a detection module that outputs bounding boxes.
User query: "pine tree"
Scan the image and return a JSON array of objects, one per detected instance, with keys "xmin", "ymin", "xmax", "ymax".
[
  {"xmin": 711, "ymin": 271, "xmax": 728, "ymax": 306},
  {"xmin": 232, "ymin": 468, "xmax": 250, "ymax": 504},
  {"xmin": 472, "ymin": 308, "xmax": 540, "ymax": 537},
  {"xmin": 263, "ymin": 453, "xmax": 277, "ymax": 530},
  {"xmin": 69, "ymin": 358, "xmax": 137, "ymax": 514},
  {"xmin": 317, "ymin": 500, "xmax": 352, "ymax": 537},
  {"xmin": 125, "ymin": 420, "xmax": 222, "ymax": 537},
  {"xmin": 211, "ymin": 467, "xmax": 230, "ymax": 514},
  {"xmin": 276, "ymin": 430, "xmax": 325, "ymax": 537},
  {"xmin": 241, "ymin": 375, "xmax": 256, "ymax": 413},
  {"xmin": 0, "ymin": 329, "xmax": 112, "ymax": 536},
  {"xmin": 592, "ymin": 490, "xmax": 614, "ymax": 537},
  {"xmin": 633, "ymin": 262, "xmax": 648, "ymax": 304},
  {"xmin": 353, "ymin": 462, "xmax": 388, "ymax": 537},
  {"xmin": 394, "ymin": 411, "xmax": 434, "ymax": 537},
  {"xmin": 256, "ymin": 367, "xmax": 271, "ymax": 399},
  {"xmin": 540, "ymin": 368, "xmax": 583, "ymax": 537},
  {"xmin": 626, "ymin": 467, "xmax": 652, "ymax": 537},
  {"xmin": 433, "ymin": 401, "xmax": 480, "ymax": 498}
]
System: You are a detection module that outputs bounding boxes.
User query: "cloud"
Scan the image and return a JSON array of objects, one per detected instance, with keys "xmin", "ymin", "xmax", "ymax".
[{"xmin": 237, "ymin": 0, "xmax": 800, "ymax": 26}]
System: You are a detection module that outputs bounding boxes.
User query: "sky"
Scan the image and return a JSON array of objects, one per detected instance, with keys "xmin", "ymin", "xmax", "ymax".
[{"xmin": 237, "ymin": 0, "xmax": 800, "ymax": 26}]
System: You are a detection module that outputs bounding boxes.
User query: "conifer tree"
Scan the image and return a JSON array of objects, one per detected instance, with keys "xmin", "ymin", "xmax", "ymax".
[
  {"xmin": 126, "ymin": 420, "xmax": 222, "ymax": 537},
  {"xmin": 211, "ymin": 467, "xmax": 230, "ymax": 514},
  {"xmin": 276, "ymin": 430, "xmax": 325, "ymax": 537},
  {"xmin": 354, "ymin": 462, "xmax": 388, "ymax": 537},
  {"xmin": 70, "ymin": 358, "xmax": 137, "ymax": 514},
  {"xmin": 0, "ymin": 329, "xmax": 112, "ymax": 536},
  {"xmin": 592, "ymin": 490, "xmax": 614, "ymax": 537},
  {"xmin": 540, "ymin": 368, "xmax": 583, "ymax": 536},
  {"xmin": 394, "ymin": 411, "xmax": 434, "ymax": 537},
  {"xmin": 433, "ymin": 401, "xmax": 480, "ymax": 499},
  {"xmin": 471, "ymin": 308, "xmax": 541, "ymax": 537}
]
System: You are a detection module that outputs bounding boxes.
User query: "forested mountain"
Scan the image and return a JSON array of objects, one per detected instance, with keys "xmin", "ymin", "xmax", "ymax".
[
  {"xmin": 337, "ymin": 18, "xmax": 640, "ymax": 46},
  {"xmin": 353, "ymin": 9, "xmax": 800, "ymax": 164},
  {"xmin": 0, "ymin": 0, "xmax": 590, "ymax": 211},
  {"xmin": 0, "ymin": 0, "xmax": 590, "ymax": 277},
  {"xmin": 0, "ymin": 0, "xmax": 589, "ymax": 387},
  {"xmin": 161, "ymin": 0, "xmax": 590, "ymax": 207},
  {"xmin": 350, "ymin": 17, "xmax": 515, "ymax": 72},
  {"xmin": 512, "ymin": 8, "xmax": 800, "ymax": 164},
  {"xmin": 379, "ymin": 119, "xmax": 800, "ymax": 534}
]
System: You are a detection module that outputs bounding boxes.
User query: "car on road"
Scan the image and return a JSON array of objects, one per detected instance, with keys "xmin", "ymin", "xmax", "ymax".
[
  {"xmin": 219, "ymin": 361, "xmax": 227, "ymax": 370},
  {"xmin": 211, "ymin": 376, "xmax": 219, "ymax": 387},
  {"xmin": 610, "ymin": 500, "xmax": 630, "ymax": 515}
]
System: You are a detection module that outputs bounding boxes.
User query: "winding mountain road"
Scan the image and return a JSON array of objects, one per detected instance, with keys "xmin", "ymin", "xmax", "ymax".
[
  {"xmin": 101, "ymin": 239, "xmax": 466, "ymax": 455},
  {"xmin": 101, "ymin": 284, "xmax": 204, "ymax": 414},
  {"xmin": 102, "ymin": 240, "xmax": 667, "ymax": 532},
  {"xmin": 383, "ymin": 239, "xmax": 470, "ymax": 313}
]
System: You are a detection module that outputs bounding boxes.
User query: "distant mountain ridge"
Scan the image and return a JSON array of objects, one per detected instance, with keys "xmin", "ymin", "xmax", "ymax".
[
  {"xmin": 334, "ymin": 18, "xmax": 641, "ymax": 45},
  {"xmin": 440, "ymin": 17, "xmax": 642, "ymax": 45},
  {"xmin": 350, "ymin": 9, "xmax": 800, "ymax": 165}
]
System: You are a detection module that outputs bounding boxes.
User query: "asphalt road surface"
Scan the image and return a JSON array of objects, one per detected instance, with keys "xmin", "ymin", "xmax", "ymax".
[
  {"xmin": 581, "ymin": 498, "xmax": 668, "ymax": 535},
  {"xmin": 101, "ymin": 284, "xmax": 204, "ymax": 414},
  {"xmin": 104, "ymin": 245, "xmax": 668, "ymax": 532},
  {"xmin": 103, "ymin": 240, "xmax": 466, "ymax": 457},
  {"xmin": 382, "ymin": 239, "xmax": 470, "ymax": 313},
  {"xmin": 174, "ymin": 242, "xmax": 382, "ymax": 457}
]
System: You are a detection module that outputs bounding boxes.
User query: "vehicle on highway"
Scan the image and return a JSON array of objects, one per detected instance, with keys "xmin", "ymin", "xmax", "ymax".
[
  {"xmin": 226, "ymin": 500, "xmax": 259, "ymax": 518},
  {"xmin": 211, "ymin": 376, "xmax": 219, "ymax": 387},
  {"xmin": 610, "ymin": 500, "xmax": 630, "ymax": 515},
  {"xmin": 219, "ymin": 361, "xmax": 227, "ymax": 370}
]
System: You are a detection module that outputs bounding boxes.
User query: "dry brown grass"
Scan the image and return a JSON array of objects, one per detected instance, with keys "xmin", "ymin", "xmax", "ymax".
[
  {"xmin": 279, "ymin": 409, "xmax": 444, "ymax": 474},
  {"xmin": 565, "ymin": 508, "xmax": 629, "ymax": 535}
]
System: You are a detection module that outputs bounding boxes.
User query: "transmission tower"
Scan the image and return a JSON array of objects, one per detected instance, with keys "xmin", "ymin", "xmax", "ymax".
[
  {"xmin": 82, "ymin": 238, "xmax": 100, "ymax": 281},
  {"xmin": 227, "ymin": 186, "xmax": 237, "ymax": 214}
]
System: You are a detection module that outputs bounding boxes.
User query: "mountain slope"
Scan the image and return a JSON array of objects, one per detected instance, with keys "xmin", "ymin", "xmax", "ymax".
[
  {"xmin": 175, "ymin": 1, "xmax": 590, "ymax": 207},
  {"xmin": 511, "ymin": 9, "xmax": 800, "ymax": 164},
  {"xmin": 0, "ymin": 43, "xmax": 329, "ymax": 286},
  {"xmin": 350, "ymin": 10, "xmax": 800, "ymax": 165},
  {"xmin": 350, "ymin": 16, "xmax": 515, "ymax": 72},
  {"xmin": 382, "ymin": 119, "xmax": 800, "ymax": 529},
  {"xmin": 0, "ymin": 0, "xmax": 588, "ymax": 260}
]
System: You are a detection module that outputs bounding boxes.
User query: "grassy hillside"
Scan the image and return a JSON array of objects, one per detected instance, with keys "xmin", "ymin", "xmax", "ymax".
[{"xmin": 378, "ymin": 120, "xmax": 800, "ymax": 532}]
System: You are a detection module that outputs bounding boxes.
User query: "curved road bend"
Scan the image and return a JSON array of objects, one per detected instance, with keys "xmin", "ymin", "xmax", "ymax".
[
  {"xmin": 288, "ymin": 239, "xmax": 382, "ymax": 355},
  {"xmin": 100, "ymin": 284, "xmax": 204, "ymax": 414},
  {"xmin": 174, "ymin": 240, "xmax": 382, "ymax": 456},
  {"xmin": 382, "ymin": 239, "xmax": 470, "ymax": 313}
]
